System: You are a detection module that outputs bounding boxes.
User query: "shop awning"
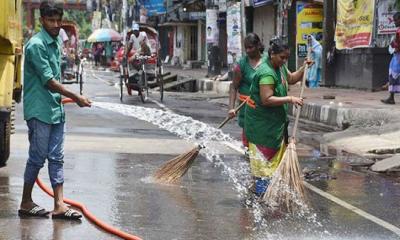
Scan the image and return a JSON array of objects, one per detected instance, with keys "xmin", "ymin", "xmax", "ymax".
[
  {"xmin": 252, "ymin": 0, "xmax": 274, "ymax": 8},
  {"xmin": 158, "ymin": 22, "xmax": 198, "ymax": 27}
]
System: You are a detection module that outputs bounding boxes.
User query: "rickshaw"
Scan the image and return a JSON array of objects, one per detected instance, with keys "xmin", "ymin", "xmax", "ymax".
[
  {"xmin": 60, "ymin": 20, "xmax": 84, "ymax": 95},
  {"xmin": 119, "ymin": 24, "xmax": 164, "ymax": 103}
]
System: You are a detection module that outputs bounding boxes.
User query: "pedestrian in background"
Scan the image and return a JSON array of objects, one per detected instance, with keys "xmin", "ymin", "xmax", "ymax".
[
  {"xmin": 307, "ymin": 35, "xmax": 322, "ymax": 88},
  {"xmin": 382, "ymin": 12, "xmax": 400, "ymax": 104},
  {"xmin": 93, "ymin": 43, "xmax": 103, "ymax": 67},
  {"xmin": 228, "ymin": 33, "xmax": 265, "ymax": 149},
  {"xmin": 244, "ymin": 38, "xmax": 310, "ymax": 196},
  {"xmin": 105, "ymin": 42, "xmax": 113, "ymax": 66},
  {"xmin": 19, "ymin": 0, "xmax": 91, "ymax": 220}
]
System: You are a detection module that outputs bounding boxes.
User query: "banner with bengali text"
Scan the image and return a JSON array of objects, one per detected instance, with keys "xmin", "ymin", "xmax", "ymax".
[{"xmin": 335, "ymin": 0, "xmax": 375, "ymax": 49}]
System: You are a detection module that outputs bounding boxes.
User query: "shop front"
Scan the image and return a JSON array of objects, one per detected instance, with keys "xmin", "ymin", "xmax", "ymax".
[{"xmin": 324, "ymin": 0, "xmax": 395, "ymax": 90}]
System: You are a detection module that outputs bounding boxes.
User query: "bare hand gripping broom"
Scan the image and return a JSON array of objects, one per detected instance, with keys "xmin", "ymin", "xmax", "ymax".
[
  {"xmin": 262, "ymin": 61, "xmax": 310, "ymax": 213},
  {"xmin": 153, "ymin": 99, "xmax": 248, "ymax": 183}
]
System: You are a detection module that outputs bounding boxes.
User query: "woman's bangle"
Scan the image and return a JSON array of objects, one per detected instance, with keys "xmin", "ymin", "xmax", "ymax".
[{"xmin": 289, "ymin": 96, "xmax": 293, "ymax": 103}]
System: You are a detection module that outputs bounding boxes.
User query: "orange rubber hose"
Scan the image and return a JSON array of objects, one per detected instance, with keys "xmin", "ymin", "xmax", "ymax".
[
  {"xmin": 35, "ymin": 179, "xmax": 142, "ymax": 240},
  {"xmin": 35, "ymin": 97, "xmax": 143, "ymax": 240}
]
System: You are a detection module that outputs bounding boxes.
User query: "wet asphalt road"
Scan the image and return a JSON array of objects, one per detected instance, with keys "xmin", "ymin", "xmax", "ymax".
[{"xmin": 0, "ymin": 67, "xmax": 399, "ymax": 240}]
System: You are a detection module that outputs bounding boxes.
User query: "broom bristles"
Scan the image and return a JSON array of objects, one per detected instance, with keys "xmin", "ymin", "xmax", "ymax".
[
  {"xmin": 153, "ymin": 146, "xmax": 201, "ymax": 183},
  {"xmin": 263, "ymin": 141, "xmax": 307, "ymax": 213}
]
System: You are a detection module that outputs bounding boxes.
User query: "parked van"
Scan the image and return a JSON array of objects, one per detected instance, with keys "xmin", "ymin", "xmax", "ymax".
[{"xmin": 0, "ymin": 0, "xmax": 23, "ymax": 166}]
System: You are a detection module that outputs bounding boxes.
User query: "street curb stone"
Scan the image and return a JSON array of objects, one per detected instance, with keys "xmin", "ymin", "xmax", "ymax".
[{"xmin": 371, "ymin": 155, "xmax": 400, "ymax": 172}]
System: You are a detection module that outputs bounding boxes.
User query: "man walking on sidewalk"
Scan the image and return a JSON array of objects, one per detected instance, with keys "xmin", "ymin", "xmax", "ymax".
[
  {"xmin": 382, "ymin": 12, "xmax": 400, "ymax": 104},
  {"xmin": 18, "ymin": 1, "xmax": 91, "ymax": 220}
]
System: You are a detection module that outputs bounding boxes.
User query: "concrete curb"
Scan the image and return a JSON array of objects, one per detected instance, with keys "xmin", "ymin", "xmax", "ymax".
[
  {"xmin": 196, "ymin": 79, "xmax": 231, "ymax": 94},
  {"xmin": 199, "ymin": 78, "xmax": 355, "ymax": 129},
  {"xmin": 288, "ymin": 103, "xmax": 352, "ymax": 129},
  {"xmin": 289, "ymin": 103, "xmax": 399, "ymax": 129},
  {"xmin": 196, "ymin": 78, "xmax": 400, "ymax": 130}
]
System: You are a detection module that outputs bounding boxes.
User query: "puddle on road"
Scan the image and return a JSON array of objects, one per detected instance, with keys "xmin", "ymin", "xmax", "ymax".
[{"xmin": 93, "ymin": 101, "xmax": 331, "ymax": 238}]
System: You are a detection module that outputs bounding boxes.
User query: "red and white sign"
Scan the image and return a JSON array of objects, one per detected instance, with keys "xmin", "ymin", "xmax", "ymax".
[{"xmin": 377, "ymin": 0, "xmax": 397, "ymax": 35}]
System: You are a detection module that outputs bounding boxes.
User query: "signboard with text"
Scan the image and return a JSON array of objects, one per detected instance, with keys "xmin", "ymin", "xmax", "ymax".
[
  {"xmin": 143, "ymin": 0, "xmax": 166, "ymax": 16},
  {"xmin": 335, "ymin": 0, "xmax": 375, "ymax": 49},
  {"xmin": 206, "ymin": 9, "xmax": 219, "ymax": 44},
  {"xmin": 296, "ymin": 2, "xmax": 323, "ymax": 57},
  {"xmin": 377, "ymin": 0, "xmax": 397, "ymax": 35},
  {"xmin": 227, "ymin": 3, "xmax": 242, "ymax": 63},
  {"xmin": 189, "ymin": 12, "xmax": 206, "ymax": 20}
]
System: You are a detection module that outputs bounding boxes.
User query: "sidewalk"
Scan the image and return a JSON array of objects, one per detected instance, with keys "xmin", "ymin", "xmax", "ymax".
[
  {"xmin": 163, "ymin": 66, "xmax": 400, "ymax": 129},
  {"xmin": 164, "ymin": 66, "xmax": 400, "ymax": 169},
  {"xmin": 288, "ymin": 85, "xmax": 400, "ymax": 168},
  {"xmin": 164, "ymin": 66, "xmax": 400, "ymax": 128},
  {"xmin": 287, "ymin": 84, "xmax": 400, "ymax": 128}
]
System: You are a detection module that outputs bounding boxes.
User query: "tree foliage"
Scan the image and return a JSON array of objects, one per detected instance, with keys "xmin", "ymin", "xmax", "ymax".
[{"xmin": 63, "ymin": 10, "xmax": 92, "ymax": 39}]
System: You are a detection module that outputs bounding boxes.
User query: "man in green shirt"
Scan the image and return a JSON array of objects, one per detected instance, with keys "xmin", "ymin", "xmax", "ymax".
[{"xmin": 19, "ymin": 1, "xmax": 91, "ymax": 220}]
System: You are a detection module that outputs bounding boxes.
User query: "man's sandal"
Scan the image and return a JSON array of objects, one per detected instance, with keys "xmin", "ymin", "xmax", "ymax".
[
  {"xmin": 52, "ymin": 209, "xmax": 82, "ymax": 220},
  {"xmin": 18, "ymin": 206, "xmax": 50, "ymax": 218}
]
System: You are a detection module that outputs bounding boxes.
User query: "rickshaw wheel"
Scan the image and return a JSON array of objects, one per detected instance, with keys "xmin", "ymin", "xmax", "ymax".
[
  {"xmin": 138, "ymin": 89, "xmax": 145, "ymax": 103},
  {"xmin": 79, "ymin": 68, "xmax": 84, "ymax": 95},
  {"xmin": 139, "ymin": 73, "xmax": 148, "ymax": 103},
  {"xmin": 158, "ymin": 65, "xmax": 164, "ymax": 102},
  {"xmin": 119, "ymin": 75, "xmax": 124, "ymax": 102},
  {"xmin": 79, "ymin": 72, "xmax": 83, "ymax": 95}
]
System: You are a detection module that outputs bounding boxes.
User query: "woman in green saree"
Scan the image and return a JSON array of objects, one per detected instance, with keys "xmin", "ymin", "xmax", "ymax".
[{"xmin": 245, "ymin": 38, "xmax": 309, "ymax": 196}]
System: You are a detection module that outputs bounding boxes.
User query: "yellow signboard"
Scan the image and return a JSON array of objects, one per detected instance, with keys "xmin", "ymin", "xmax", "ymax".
[
  {"xmin": 335, "ymin": 0, "xmax": 375, "ymax": 49},
  {"xmin": 296, "ymin": 2, "xmax": 323, "ymax": 57}
]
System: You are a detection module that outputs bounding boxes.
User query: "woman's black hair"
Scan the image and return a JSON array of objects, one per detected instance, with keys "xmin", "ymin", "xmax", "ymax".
[
  {"xmin": 244, "ymin": 33, "xmax": 264, "ymax": 53},
  {"xmin": 259, "ymin": 43, "xmax": 265, "ymax": 54},
  {"xmin": 394, "ymin": 12, "xmax": 400, "ymax": 21},
  {"xmin": 40, "ymin": 0, "xmax": 64, "ymax": 18},
  {"xmin": 268, "ymin": 37, "xmax": 289, "ymax": 57}
]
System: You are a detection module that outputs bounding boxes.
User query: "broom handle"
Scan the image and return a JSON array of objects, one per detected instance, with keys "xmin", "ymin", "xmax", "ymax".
[
  {"xmin": 291, "ymin": 50, "xmax": 311, "ymax": 139},
  {"xmin": 218, "ymin": 98, "xmax": 248, "ymax": 129}
]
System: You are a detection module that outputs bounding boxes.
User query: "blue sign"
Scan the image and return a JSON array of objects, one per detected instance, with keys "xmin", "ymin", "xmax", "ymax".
[
  {"xmin": 142, "ymin": 0, "xmax": 166, "ymax": 16},
  {"xmin": 252, "ymin": 0, "xmax": 274, "ymax": 8}
]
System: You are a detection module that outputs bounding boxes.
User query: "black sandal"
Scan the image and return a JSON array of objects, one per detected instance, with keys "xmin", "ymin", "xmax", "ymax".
[
  {"xmin": 52, "ymin": 209, "xmax": 82, "ymax": 220},
  {"xmin": 18, "ymin": 205, "xmax": 50, "ymax": 218}
]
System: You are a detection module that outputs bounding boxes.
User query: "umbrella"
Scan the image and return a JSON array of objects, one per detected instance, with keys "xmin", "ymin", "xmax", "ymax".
[{"xmin": 87, "ymin": 28, "xmax": 122, "ymax": 42}]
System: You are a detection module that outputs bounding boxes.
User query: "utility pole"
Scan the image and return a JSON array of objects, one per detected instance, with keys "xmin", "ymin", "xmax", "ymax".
[
  {"xmin": 96, "ymin": 0, "xmax": 101, "ymax": 11},
  {"xmin": 122, "ymin": 0, "xmax": 129, "ymax": 77},
  {"xmin": 122, "ymin": 0, "xmax": 128, "ymax": 45},
  {"xmin": 321, "ymin": 0, "xmax": 335, "ymax": 87},
  {"xmin": 276, "ymin": 1, "xmax": 283, "ymax": 37},
  {"xmin": 240, "ymin": 0, "xmax": 246, "ymax": 53}
]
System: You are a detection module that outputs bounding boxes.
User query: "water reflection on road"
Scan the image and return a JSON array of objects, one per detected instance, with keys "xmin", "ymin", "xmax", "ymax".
[{"xmin": 93, "ymin": 102, "xmax": 333, "ymax": 238}]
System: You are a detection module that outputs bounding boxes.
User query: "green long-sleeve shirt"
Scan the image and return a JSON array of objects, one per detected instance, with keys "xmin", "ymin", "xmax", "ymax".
[{"xmin": 23, "ymin": 28, "xmax": 65, "ymax": 124}]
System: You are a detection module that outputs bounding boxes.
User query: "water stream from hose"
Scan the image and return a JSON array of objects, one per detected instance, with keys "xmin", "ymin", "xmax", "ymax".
[{"xmin": 93, "ymin": 101, "xmax": 329, "ymax": 238}]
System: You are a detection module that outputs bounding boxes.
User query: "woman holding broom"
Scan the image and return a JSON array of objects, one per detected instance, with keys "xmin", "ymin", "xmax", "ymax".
[
  {"xmin": 244, "ymin": 38, "xmax": 310, "ymax": 197},
  {"xmin": 228, "ymin": 33, "xmax": 265, "ymax": 149}
]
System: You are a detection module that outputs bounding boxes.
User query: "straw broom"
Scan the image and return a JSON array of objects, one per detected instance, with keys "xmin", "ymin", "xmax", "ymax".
[
  {"xmin": 263, "ymin": 59, "xmax": 310, "ymax": 213},
  {"xmin": 153, "ymin": 99, "xmax": 248, "ymax": 183}
]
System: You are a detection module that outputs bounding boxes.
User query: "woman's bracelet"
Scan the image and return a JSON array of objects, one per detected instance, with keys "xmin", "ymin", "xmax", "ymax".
[{"xmin": 289, "ymin": 96, "xmax": 293, "ymax": 103}]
